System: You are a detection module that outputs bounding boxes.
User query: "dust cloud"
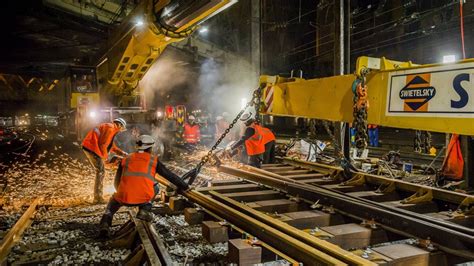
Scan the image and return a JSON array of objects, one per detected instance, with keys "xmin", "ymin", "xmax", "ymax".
[
  {"xmin": 197, "ymin": 57, "xmax": 258, "ymax": 116},
  {"xmin": 139, "ymin": 50, "xmax": 258, "ymax": 118}
]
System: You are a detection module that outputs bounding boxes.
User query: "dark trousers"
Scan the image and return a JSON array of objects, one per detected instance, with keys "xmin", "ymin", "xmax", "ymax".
[
  {"xmin": 248, "ymin": 154, "xmax": 263, "ymax": 168},
  {"xmin": 82, "ymin": 148, "xmax": 105, "ymax": 202},
  {"xmin": 263, "ymin": 141, "xmax": 276, "ymax": 164},
  {"xmin": 102, "ymin": 184, "xmax": 159, "ymax": 221}
]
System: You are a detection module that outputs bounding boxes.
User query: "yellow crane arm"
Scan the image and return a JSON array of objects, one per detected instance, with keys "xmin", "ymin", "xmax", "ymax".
[
  {"xmin": 99, "ymin": 0, "xmax": 236, "ymax": 89},
  {"xmin": 259, "ymin": 56, "xmax": 474, "ymax": 135}
]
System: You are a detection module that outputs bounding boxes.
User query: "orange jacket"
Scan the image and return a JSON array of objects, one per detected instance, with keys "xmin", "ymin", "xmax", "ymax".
[
  {"xmin": 245, "ymin": 124, "xmax": 265, "ymax": 155},
  {"xmin": 184, "ymin": 123, "xmax": 200, "ymax": 144},
  {"xmin": 114, "ymin": 152, "xmax": 158, "ymax": 204},
  {"xmin": 82, "ymin": 122, "xmax": 123, "ymax": 159},
  {"xmin": 256, "ymin": 125, "xmax": 275, "ymax": 144}
]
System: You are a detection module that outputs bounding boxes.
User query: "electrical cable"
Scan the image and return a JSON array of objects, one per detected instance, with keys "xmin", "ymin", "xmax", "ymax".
[{"xmin": 459, "ymin": 0, "xmax": 466, "ymax": 59}]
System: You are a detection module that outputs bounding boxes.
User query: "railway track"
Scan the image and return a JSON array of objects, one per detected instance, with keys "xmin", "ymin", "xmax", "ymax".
[
  {"xmin": 0, "ymin": 201, "xmax": 171, "ymax": 265},
  {"xmin": 1, "ymin": 156, "xmax": 472, "ymax": 265},
  {"xmin": 195, "ymin": 158, "xmax": 472, "ymax": 265}
]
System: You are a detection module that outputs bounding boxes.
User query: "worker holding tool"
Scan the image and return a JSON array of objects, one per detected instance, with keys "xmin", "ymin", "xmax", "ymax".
[
  {"xmin": 183, "ymin": 115, "xmax": 201, "ymax": 150},
  {"xmin": 225, "ymin": 113, "xmax": 265, "ymax": 168},
  {"xmin": 82, "ymin": 118, "xmax": 128, "ymax": 204},
  {"xmin": 98, "ymin": 135, "xmax": 192, "ymax": 237}
]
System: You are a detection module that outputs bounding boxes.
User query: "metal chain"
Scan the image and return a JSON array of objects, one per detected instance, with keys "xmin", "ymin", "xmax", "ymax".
[
  {"xmin": 253, "ymin": 87, "xmax": 263, "ymax": 123},
  {"xmin": 414, "ymin": 130, "xmax": 422, "ymax": 153},
  {"xmin": 195, "ymin": 87, "xmax": 263, "ymax": 170},
  {"xmin": 352, "ymin": 77, "xmax": 369, "ymax": 150}
]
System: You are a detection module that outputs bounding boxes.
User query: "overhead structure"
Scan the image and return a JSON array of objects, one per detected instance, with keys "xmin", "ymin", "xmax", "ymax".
[
  {"xmin": 98, "ymin": 0, "xmax": 237, "ymax": 92},
  {"xmin": 259, "ymin": 56, "xmax": 474, "ymax": 136}
]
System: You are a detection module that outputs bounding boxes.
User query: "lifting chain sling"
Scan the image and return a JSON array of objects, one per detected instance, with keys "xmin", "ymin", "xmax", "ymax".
[
  {"xmin": 352, "ymin": 73, "xmax": 369, "ymax": 150},
  {"xmin": 183, "ymin": 86, "xmax": 264, "ymax": 185}
]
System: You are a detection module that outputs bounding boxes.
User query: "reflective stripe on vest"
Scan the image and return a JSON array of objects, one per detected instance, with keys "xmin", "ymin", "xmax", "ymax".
[
  {"xmin": 122, "ymin": 155, "xmax": 157, "ymax": 183},
  {"xmin": 93, "ymin": 127, "xmax": 100, "ymax": 137}
]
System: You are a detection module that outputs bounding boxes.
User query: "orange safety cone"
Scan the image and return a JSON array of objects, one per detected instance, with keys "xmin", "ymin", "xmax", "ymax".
[{"xmin": 441, "ymin": 134, "xmax": 464, "ymax": 180}]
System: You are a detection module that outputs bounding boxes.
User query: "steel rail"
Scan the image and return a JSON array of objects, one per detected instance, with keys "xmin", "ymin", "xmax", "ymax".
[
  {"xmin": 252, "ymin": 165, "xmax": 474, "ymax": 236},
  {"xmin": 276, "ymin": 157, "xmax": 474, "ymax": 236},
  {"xmin": 208, "ymin": 191, "xmax": 376, "ymax": 266},
  {"xmin": 196, "ymin": 199, "xmax": 300, "ymax": 265},
  {"xmin": 183, "ymin": 190, "xmax": 348, "ymax": 266},
  {"xmin": 280, "ymin": 157, "xmax": 473, "ymax": 206},
  {"xmin": 0, "ymin": 198, "xmax": 40, "ymax": 262},
  {"xmin": 218, "ymin": 165, "xmax": 474, "ymax": 259}
]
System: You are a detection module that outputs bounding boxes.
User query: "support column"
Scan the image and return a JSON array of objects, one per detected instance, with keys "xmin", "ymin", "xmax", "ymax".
[{"xmin": 251, "ymin": 0, "xmax": 261, "ymax": 75}]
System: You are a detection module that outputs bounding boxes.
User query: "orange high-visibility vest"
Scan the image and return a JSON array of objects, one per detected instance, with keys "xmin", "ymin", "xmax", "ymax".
[
  {"xmin": 245, "ymin": 124, "xmax": 265, "ymax": 155},
  {"xmin": 82, "ymin": 122, "xmax": 122, "ymax": 159},
  {"xmin": 256, "ymin": 125, "xmax": 275, "ymax": 144},
  {"xmin": 114, "ymin": 152, "xmax": 158, "ymax": 204},
  {"xmin": 184, "ymin": 123, "xmax": 200, "ymax": 144}
]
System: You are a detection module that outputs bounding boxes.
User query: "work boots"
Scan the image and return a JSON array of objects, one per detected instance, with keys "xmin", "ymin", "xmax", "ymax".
[
  {"xmin": 98, "ymin": 214, "xmax": 112, "ymax": 238},
  {"xmin": 136, "ymin": 209, "xmax": 153, "ymax": 222}
]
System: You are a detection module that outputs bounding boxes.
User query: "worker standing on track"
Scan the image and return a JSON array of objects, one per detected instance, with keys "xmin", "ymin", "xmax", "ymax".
[
  {"xmin": 183, "ymin": 115, "xmax": 201, "ymax": 150},
  {"xmin": 226, "ymin": 113, "xmax": 265, "ymax": 168},
  {"xmin": 98, "ymin": 135, "xmax": 191, "ymax": 237},
  {"xmin": 368, "ymin": 124, "xmax": 379, "ymax": 147},
  {"xmin": 260, "ymin": 125, "xmax": 276, "ymax": 164},
  {"xmin": 82, "ymin": 118, "xmax": 128, "ymax": 204}
]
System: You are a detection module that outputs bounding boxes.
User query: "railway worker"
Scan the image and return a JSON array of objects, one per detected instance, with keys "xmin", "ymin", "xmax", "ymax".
[
  {"xmin": 260, "ymin": 125, "xmax": 276, "ymax": 164},
  {"xmin": 368, "ymin": 124, "xmax": 379, "ymax": 147},
  {"xmin": 82, "ymin": 118, "xmax": 128, "ymax": 204},
  {"xmin": 99, "ymin": 135, "xmax": 191, "ymax": 237},
  {"xmin": 183, "ymin": 115, "xmax": 201, "ymax": 149},
  {"xmin": 226, "ymin": 113, "xmax": 265, "ymax": 168}
]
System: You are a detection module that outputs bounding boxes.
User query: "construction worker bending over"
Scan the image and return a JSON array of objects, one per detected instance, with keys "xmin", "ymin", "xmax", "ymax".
[
  {"xmin": 99, "ymin": 135, "xmax": 191, "ymax": 237},
  {"xmin": 82, "ymin": 118, "xmax": 128, "ymax": 203},
  {"xmin": 183, "ymin": 115, "xmax": 201, "ymax": 150},
  {"xmin": 227, "ymin": 113, "xmax": 265, "ymax": 168}
]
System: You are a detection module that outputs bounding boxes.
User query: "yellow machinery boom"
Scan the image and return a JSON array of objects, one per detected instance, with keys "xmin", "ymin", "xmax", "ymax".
[
  {"xmin": 94, "ymin": 0, "xmax": 236, "ymax": 102},
  {"xmin": 259, "ymin": 56, "xmax": 474, "ymax": 135}
]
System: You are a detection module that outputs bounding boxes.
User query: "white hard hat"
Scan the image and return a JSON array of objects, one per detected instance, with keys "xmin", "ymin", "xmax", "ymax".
[
  {"xmin": 136, "ymin": 135, "xmax": 155, "ymax": 150},
  {"xmin": 239, "ymin": 112, "xmax": 253, "ymax": 122},
  {"xmin": 216, "ymin": 116, "xmax": 223, "ymax": 121},
  {"xmin": 222, "ymin": 112, "xmax": 229, "ymax": 117},
  {"xmin": 188, "ymin": 115, "xmax": 196, "ymax": 120},
  {"xmin": 113, "ymin": 118, "xmax": 127, "ymax": 129}
]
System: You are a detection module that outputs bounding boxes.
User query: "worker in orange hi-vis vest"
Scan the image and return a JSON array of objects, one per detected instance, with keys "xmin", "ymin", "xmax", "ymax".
[
  {"xmin": 226, "ymin": 113, "xmax": 265, "ymax": 168},
  {"xmin": 255, "ymin": 124, "xmax": 276, "ymax": 164},
  {"xmin": 98, "ymin": 135, "xmax": 192, "ymax": 237},
  {"xmin": 183, "ymin": 115, "xmax": 201, "ymax": 150},
  {"xmin": 82, "ymin": 118, "xmax": 128, "ymax": 204}
]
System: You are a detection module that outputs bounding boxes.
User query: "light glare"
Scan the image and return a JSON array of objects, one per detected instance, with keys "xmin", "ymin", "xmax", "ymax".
[{"xmin": 443, "ymin": 55, "xmax": 456, "ymax": 63}]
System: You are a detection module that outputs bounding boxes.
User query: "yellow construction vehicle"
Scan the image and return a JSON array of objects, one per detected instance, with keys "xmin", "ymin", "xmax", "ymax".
[
  {"xmin": 69, "ymin": 0, "xmax": 237, "ymax": 139},
  {"xmin": 259, "ymin": 56, "xmax": 473, "ymax": 135},
  {"xmin": 257, "ymin": 56, "xmax": 474, "ymax": 183}
]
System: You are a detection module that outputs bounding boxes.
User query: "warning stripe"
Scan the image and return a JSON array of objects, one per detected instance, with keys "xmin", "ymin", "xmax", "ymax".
[{"xmin": 264, "ymin": 86, "xmax": 274, "ymax": 113}]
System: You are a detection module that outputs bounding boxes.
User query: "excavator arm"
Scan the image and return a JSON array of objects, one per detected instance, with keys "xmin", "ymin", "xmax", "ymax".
[{"xmin": 259, "ymin": 56, "xmax": 474, "ymax": 135}]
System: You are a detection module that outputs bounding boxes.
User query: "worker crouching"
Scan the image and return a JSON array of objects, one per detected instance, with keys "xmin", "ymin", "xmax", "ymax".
[
  {"xmin": 82, "ymin": 118, "xmax": 128, "ymax": 204},
  {"xmin": 98, "ymin": 135, "xmax": 192, "ymax": 237},
  {"xmin": 226, "ymin": 113, "xmax": 265, "ymax": 168}
]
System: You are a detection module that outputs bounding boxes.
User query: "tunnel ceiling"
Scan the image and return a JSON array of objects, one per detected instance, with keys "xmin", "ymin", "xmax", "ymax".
[{"xmin": 0, "ymin": 0, "xmax": 136, "ymax": 78}]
